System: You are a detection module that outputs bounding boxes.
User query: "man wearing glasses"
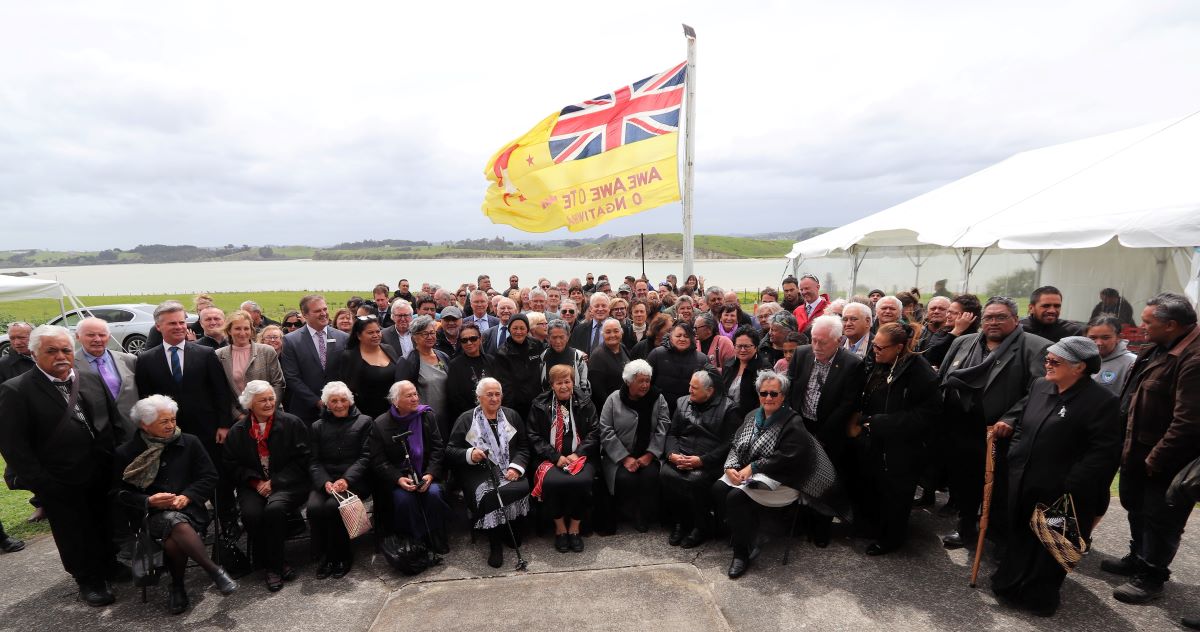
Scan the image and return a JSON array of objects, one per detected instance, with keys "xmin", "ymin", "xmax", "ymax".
[
  {"xmin": 381, "ymin": 299, "xmax": 415, "ymax": 356},
  {"xmin": 464, "ymin": 290, "xmax": 498, "ymax": 334},
  {"xmin": 938, "ymin": 297, "xmax": 1050, "ymax": 550}
]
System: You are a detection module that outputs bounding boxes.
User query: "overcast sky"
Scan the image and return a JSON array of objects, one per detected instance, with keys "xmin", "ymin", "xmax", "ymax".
[{"xmin": 2, "ymin": 1, "xmax": 1198, "ymax": 250}]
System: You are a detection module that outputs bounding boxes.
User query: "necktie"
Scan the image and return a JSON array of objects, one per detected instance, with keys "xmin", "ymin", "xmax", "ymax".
[
  {"xmin": 94, "ymin": 355, "xmax": 120, "ymax": 399},
  {"xmin": 169, "ymin": 346, "xmax": 183, "ymax": 383},
  {"xmin": 806, "ymin": 303, "xmax": 814, "ymax": 317},
  {"xmin": 498, "ymin": 326, "xmax": 507, "ymax": 347},
  {"xmin": 53, "ymin": 380, "xmax": 94, "ymax": 437},
  {"xmin": 590, "ymin": 322, "xmax": 600, "ymax": 349},
  {"xmin": 315, "ymin": 329, "xmax": 327, "ymax": 369}
]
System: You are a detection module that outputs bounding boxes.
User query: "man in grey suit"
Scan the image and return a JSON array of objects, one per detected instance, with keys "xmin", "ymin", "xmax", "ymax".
[
  {"xmin": 74, "ymin": 317, "xmax": 139, "ymax": 437},
  {"xmin": 280, "ymin": 294, "xmax": 348, "ymax": 423}
]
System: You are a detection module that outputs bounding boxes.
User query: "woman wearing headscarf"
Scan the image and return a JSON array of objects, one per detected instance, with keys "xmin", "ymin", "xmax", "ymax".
[
  {"xmin": 540, "ymin": 319, "xmax": 590, "ymax": 397},
  {"xmin": 445, "ymin": 322, "xmax": 495, "ymax": 423},
  {"xmin": 598, "ymin": 359, "xmax": 670, "ymax": 532},
  {"xmin": 447, "ymin": 378, "xmax": 531, "ymax": 568},
  {"xmin": 722, "ymin": 326, "xmax": 769, "ymax": 418},
  {"xmin": 223, "ymin": 380, "xmax": 311, "ymax": 592},
  {"xmin": 114, "ymin": 395, "xmax": 236, "ymax": 614},
  {"xmin": 527, "ymin": 365, "xmax": 599, "ymax": 553},
  {"xmin": 338, "ymin": 314, "xmax": 400, "ymax": 418},
  {"xmin": 368, "ymin": 380, "xmax": 449, "ymax": 555},
  {"xmin": 588, "ymin": 318, "xmax": 632, "ymax": 414},
  {"xmin": 306, "ymin": 382, "xmax": 373, "ymax": 579},
  {"xmin": 851, "ymin": 322, "xmax": 941, "ymax": 556},
  {"xmin": 396, "ymin": 315, "xmax": 452, "ymax": 439},
  {"xmin": 492, "ymin": 313, "xmax": 545, "ymax": 419},
  {"xmin": 991, "ymin": 336, "xmax": 1122, "ymax": 617},
  {"xmin": 646, "ymin": 322, "xmax": 714, "ymax": 416}
]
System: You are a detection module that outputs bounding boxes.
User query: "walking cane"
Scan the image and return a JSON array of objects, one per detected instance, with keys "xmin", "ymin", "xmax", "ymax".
[
  {"xmin": 969, "ymin": 427, "xmax": 996, "ymax": 587},
  {"xmin": 483, "ymin": 457, "xmax": 529, "ymax": 571},
  {"xmin": 394, "ymin": 431, "xmax": 442, "ymax": 565}
]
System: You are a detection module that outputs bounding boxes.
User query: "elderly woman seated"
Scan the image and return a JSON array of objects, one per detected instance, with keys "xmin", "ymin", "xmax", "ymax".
[
  {"xmin": 307, "ymin": 381, "xmax": 373, "ymax": 579},
  {"xmin": 527, "ymin": 365, "xmax": 599, "ymax": 553},
  {"xmin": 223, "ymin": 380, "xmax": 311, "ymax": 592},
  {"xmin": 661, "ymin": 370, "xmax": 740, "ymax": 549},
  {"xmin": 447, "ymin": 377, "xmax": 531, "ymax": 568},
  {"xmin": 113, "ymin": 395, "xmax": 237, "ymax": 615},
  {"xmin": 599, "ymin": 359, "xmax": 669, "ymax": 533},
  {"xmin": 368, "ymin": 380, "xmax": 450, "ymax": 555},
  {"xmin": 713, "ymin": 370, "xmax": 847, "ymax": 579}
]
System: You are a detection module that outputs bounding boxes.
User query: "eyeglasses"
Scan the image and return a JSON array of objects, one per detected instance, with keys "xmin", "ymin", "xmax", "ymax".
[
  {"xmin": 734, "ymin": 344, "xmax": 756, "ymax": 351},
  {"xmin": 1044, "ymin": 357, "xmax": 1065, "ymax": 367},
  {"xmin": 561, "ymin": 309, "xmax": 575, "ymax": 314},
  {"xmin": 283, "ymin": 321, "xmax": 302, "ymax": 329},
  {"xmin": 394, "ymin": 314, "xmax": 412, "ymax": 320},
  {"xmin": 758, "ymin": 390, "xmax": 782, "ymax": 398},
  {"xmin": 981, "ymin": 315, "xmax": 1012, "ymax": 323},
  {"xmin": 417, "ymin": 331, "xmax": 437, "ymax": 338},
  {"xmin": 459, "ymin": 335, "xmax": 481, "ymax": 344}
]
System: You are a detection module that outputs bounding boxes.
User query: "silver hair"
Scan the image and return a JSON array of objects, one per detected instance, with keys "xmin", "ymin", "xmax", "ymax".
[
  {"xmin": 602, "ymin": 317, "xmax": 623, "ymax": 331},
  {"xmin": 153, "ymin": 300, "xmax": 186, "ymax": 323},
  {"xmin": 810, "ymin": 314, "xmax": 844, "ymax": 338},
  {"xmin": 130, "ymin": 394, "xmax": 179, "ymax": 427},
  {"xmin": 409, "ymin": 314, "xmax": 436, "ymax": 334},
  {"xmin": 525, "ymin": 311, "xmax": 547, "ymax": 327},
  {"xmin": 29, "ymin": 324, "xmax": 72, "ymax": 355},
  {"xmin": 621, "ymin": 358, "xmax": 653, "ymax": 383},
  {"xmin": 927, "ymin": 296, "xmax": 951, "ymax": 309},
  {"xmin": 755, "ymin": 302, "xmax": 782, "ymax": 316},
  {"xmin": 694, "ymin": 310, "xmax": 717, "ymax": 330},
  {"xmin": 984, "ymin": 296, "xmax": 1019, "ymax": 318},
  {"xmin": 528, "ymin": 288, "xmax": 547, "ymax": 301},
  {"xmin": 240, "ymin": 300, "xmax": 262, "ymax": 312},
  {"xmin": 706, "ymin": 286, "xmax": 724, "ymax": 297},
  {"xmin": 469, "ymin": 289, "xmax": 488, "ymax": 301},
  {"xmin": 842, "ymin": 302, "xmax": 873, "ymax": 323},
  {"xmin": 390, "ymin": 298, "xmax": 413, "ymax": 316},
  {"xmin": 692, "ymin": 370, "xmax": 714, "ymax": 390},
  {"xmin": 828, "ymin": 298, "xmax": 848, "ymax": 312},
  {"xmin": 589, "ymin": 292, "xmax": 610, "ymax": 306},
  {"xmin": 476, "ymin": 376, "xmax": 502, "ymax": 398},
  {"xmin": 876, "ymin": 296, "xmax": 903, "ymax": 311},
  {"xmin": 769, "ymin": 311, "xmax": 798, "ymax": 331},
  {"xmin": 387, "ymin": 380, "xmax": 417, "ymax": 404},
  {"xmin": 547, "ymin": 319, "xmax": 571, "ymax": 334},
  {"xmin": 1147, "ymin": 292, "xmax": 1198, "ymax": 326},
  {"xmin": 5, "ymin": 321, "xmax": 34, "ymax": 332},
  {"xmin": 75, "ymin": 316, "xmax": 110, "ymax": 336},
  {"xmin": 320, "ymin": 380, "xmax": 355, "ymax": 406},
  {"xmin": 238, "ymin": 379, "xmax": 275, "ymax": 409},
  {"xmin": 754, "ymin": 369, "xmax": 790, "ymax": 393}
]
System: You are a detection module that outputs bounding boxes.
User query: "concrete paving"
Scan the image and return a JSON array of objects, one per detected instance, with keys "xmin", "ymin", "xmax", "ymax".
[{"xmin": 0, "ymin": 497, "xmax": 1195, "ymax": 631}]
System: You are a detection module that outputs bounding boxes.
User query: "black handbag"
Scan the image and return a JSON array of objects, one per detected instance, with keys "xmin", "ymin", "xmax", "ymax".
[
  {"xmin": 1167, "ymin": 454, "xmax": 1200, "ymax": 507},
  {"xmin": 131, "ymin": 508, "xmax": 164, "ymax": 588},
  {"xmin": 379, "ymin": 534, "xmax": 440, "ymax": 576},
  {"xmin": 215, "ymin": 531, "xmax": 253, "ymax": 578}
]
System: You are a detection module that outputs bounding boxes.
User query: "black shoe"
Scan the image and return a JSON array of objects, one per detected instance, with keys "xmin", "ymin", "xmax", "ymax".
[
  {"xmin": 633, "ymin": 514, "xmax": 649, "ymax": 533},
  {"xmin": 727, "ymin": 557, "xmax": 749, "ymax": 579},
  {"xmin": 554, "ymin": 534, "xmax": 570, "ymax": 553},
  {"xmin": 866, "ymin": 543, "xmax": 894, "ymax": 556},
  {"xmin": 0, "ymin": 536, "xmax": 25, "ymax": 553},
  {"xmin": 265, "ymin": 571, "xmax": 283, "ymax": 592},
  {"xmin": 1182, "ymin": 615, "xmax": 1200, "ymax": 630},
  {"xmin": 1100, "ymin": 553, "xmax": 1141, "ymax": 577},
  {"xmin": 106, "ymin": 560, "xmax": 133, "ymax": 583},
  {"xmin": 79, "ymin": 582, "xmax": 115, "ymax": 607},
  {"xmin": 913, "ymin": 488, "xmax": 935, "ymax": 507},
  {"xmin": 1113, "ymin": 574, "xmax": 1165, "ymax": 604},
  {"xmin": 167, "ymin": 584, "xmax": 190, "ymax": 615},
  {"xmin": 315, "ymin": 561, "xmax": 334, "ymax": 579},
  {"xmin": 680, "ymin": 528, "xmax": 707, "ymax": 549},
  {"xmin": 280, "ymin": 563, "xmax": 297, "ymax": 582},
  {"xmin": 331, "ymin": 561, "xmax": 351, "ymax": 579},
  {"xmin": 668, "ymin": 523, "xmax": 685, "ymax": 546},
  {"xmin": 429, "ymin": 531, "xmax": 450, "ymax": 555},
  {"xmin": 568, "ymin": 533, "xmax": 584, "ymax": 553},
  {"xmin": 941, "ymin": 531, "xmax": 975, "ymax": 550},
  {"xmin": 209, "ymin": 566, "xmax": 238, "ymax": 594},
  {"xmin": 487, "ymin": 541, "xmax": 504, "ymax": 569}
]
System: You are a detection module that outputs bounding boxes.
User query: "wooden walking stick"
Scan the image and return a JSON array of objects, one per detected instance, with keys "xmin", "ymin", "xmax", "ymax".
[{"xmin": 969, "ymin": 427, "xmax": 996, "ymax": 587}]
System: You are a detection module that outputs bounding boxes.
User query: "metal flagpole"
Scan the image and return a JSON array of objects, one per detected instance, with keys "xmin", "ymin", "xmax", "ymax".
[{"xmin": 681, "ymin": 24, "xmax": 697, "ymax": 280}]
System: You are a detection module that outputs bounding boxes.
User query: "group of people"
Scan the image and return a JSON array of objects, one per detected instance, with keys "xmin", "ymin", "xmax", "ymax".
[{"xmin": 0, "ymin": 271, "xmax": 1196, "ymax": 626}]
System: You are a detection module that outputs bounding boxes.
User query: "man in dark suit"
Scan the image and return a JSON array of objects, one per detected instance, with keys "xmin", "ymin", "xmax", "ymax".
[
  {"xmin": 74, "ymin": 317, "xmax": 139, "ymax": 437},
  {"xmin": 0, "ymin": 325, "xmax": 125, "ymax": 606},
  {"xmin": 381, "ymin": 298, "xmax": 414, "ymax": 356},
  {"xmin": 280, "ymin": 294, "xmax": 349, "ymax": 423},
  {"xmin": 135, "ymin": 301, "xmax": 235, "ymax": 529},
  {"xmin": 568, "ymin": 293, "xmax": 611, "ymax": 354},
  {"xmin": 463, "ymin": 289, "xmax": 499, "ymax": 335},
  {"xmin": 786, "ymin": 314, "xmax": 865, "ymax": 546},
  {"xmin": 483, "ymin": 297, "xmax": 518, "ymax": 353},
  {"xmin": 0, "ymin": 321, "xmax": 35, "ymax": 382}
]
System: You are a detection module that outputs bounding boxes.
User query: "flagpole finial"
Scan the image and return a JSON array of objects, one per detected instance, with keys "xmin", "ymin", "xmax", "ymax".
[{"xmin": 682, "ymin": 24, "xmax": 696, "ymax": 39}]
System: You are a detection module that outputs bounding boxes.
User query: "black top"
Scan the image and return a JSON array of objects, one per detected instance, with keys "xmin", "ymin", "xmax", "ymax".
[
  {"xmin": 646, "ymin": 345, "xmax": 715, "ymax": 416},
  {"xmin": 722, "ymin": 354, "xmax": 769, "ymax": 419},
  {"xmin": 0, "ymin": 352, "xmax": 35, "ymax": 383},
  {"xmin": 223, "ymin": 411, "xmax": 311, "ymax": 494},
  {"xmin": 338, "ymin": 345, "xmax": 400, "ymax": 418},
  {"xmin": 858, "ymin": 354, "xmax": 942, "ymax": 469},
  {"xmin": 308, "ymin": 408, "xmax": 372, "ymax": 492},
  {"xmin": 665, "ymin": 394, "xmax": 740, "ymax": 472},
  {"xmin": 368, "ymin": 408, "xmax": 446, "ymax": 485},
  {"xmin": 588, "ymin": 345, "xmax": 630, "ymax": 414},
  {"xmin": 527, "ymin": 389, "xmax": 599, "ymax": 463},
  {"xmin": 492, "ymin": 338, "xmax": 546, "ymax": 419},
  {"xmin": 445, "ymin": 352, "xmax": 495, "ymax": 423},
  {"xmin": 112, "ymin": 432, "xmax": 217, "ymax": 528},
  {"xmin": 446, "ymin": 407, "xmax": 531, "ymax": 473}
]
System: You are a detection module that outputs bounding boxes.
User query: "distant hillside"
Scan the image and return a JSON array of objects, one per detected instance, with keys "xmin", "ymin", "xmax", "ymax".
[{"xmin": 563, "ymin": 233, "xmax": 794, "ymax": 259}]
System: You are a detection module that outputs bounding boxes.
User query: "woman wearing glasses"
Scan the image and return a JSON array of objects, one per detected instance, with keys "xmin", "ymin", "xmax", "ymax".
[
  {"xmin": 337, "ymin": 315, "xmax": 399, "ymax": 418},
  {"xmin": 396, "ymin": 315, "xmax": 452, "ymax": 439},
  {"xmin": 721, "ymin": 326, "xmax": 769, "ymax": 418},
  {"xmin": 279, "ymin": 310, "xmax": 304, "ymax": 333},
  {"xmin": 446, "ymin": 323, "xmax": 494, "ymax": 423}
]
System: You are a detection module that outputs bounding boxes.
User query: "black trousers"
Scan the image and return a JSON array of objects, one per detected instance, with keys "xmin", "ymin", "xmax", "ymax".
[
  {"xmin": 858, "ymin": 450, "xmax": 919, "ymax": 548},
  {"xmin": 613, "ymin": 460, "xmax": 660, "ymax": 522},
  {"xmin": 201, "ymin": 436, "xmax": 238, "ymax": 532},
  {"xmin": 541, "ymin": 463, "xmax": 595, "ymax": 520},
  {"xmin": 239, "ymin": 487, "xmax": 306, "ymax": 571},
  {"xmin": 306, "ymin": 490, "xmax": 357, "ymax": 564},
  {"xmin": 711, "ymin": 482, "xmax": 761, "ymax": 557},
  {"xmin": 41, "ymin": 477, "xmax": 114, "ymax": 585},
  {"xmin": 1119, "ymin": 447, "xmax": 1196, "ymax": 580},
  {"xmin": 660, "ymin": 465, "xmax": 717, "ymax": 530},
  {"xmin": 948, "ymin": 420, "xmax": 1010, "ymax": 539}
]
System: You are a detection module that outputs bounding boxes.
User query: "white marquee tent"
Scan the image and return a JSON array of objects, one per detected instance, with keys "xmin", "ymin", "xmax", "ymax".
[{"xmin": 786, "ymin": 111, "xmax": 1200, "ymax": 320}]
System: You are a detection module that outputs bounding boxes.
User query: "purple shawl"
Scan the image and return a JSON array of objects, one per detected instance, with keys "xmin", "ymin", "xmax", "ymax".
[{"xmin": 389, "ymin": 404, "xmax": 432, "ymax": 475}]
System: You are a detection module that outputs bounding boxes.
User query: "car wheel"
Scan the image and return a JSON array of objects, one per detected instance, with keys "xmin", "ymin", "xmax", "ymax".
[
  {"xmin": 0, "ymin": 341, "xmax": 9, "ymax": 356},
  {"xmin": 123, "ymin": 334, "xmax": 148, "ymax": 354}
]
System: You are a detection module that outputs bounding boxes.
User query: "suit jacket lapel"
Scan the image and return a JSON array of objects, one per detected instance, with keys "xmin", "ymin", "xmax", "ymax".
[{"xmin": 985, "ymin": 343, "xmax": 1018, "ymax": 390}]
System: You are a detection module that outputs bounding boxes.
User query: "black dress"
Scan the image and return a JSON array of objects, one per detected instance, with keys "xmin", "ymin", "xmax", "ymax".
[{"xmin": 338, "ymin": 345, "xmax": 399, "ymax": 418}]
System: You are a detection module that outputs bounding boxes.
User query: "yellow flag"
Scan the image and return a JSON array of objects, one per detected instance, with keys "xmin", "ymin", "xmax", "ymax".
[{"xmin": 483, "ymin": 61, "xmax": 685, "ymax": 233}]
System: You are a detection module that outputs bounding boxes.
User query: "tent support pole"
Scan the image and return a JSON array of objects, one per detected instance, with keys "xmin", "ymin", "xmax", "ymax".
[
  {"xmin": 1155, "ymin": 248, "xmax": 1170, "ymax": 293},
  {"xmin": 849, "ymin": 246, "xmax": 869, "ymax": 298},
  {"xmin": 960, "ymin": 249, "xmax": 972, "ymax": 293},
  {"xmin": 904, "ymin": 247, "xmax": 929, "ymax": 293},
  {"xmin": 1030, "ymin": 250, "xmax": 1050, "ymax": 288}
]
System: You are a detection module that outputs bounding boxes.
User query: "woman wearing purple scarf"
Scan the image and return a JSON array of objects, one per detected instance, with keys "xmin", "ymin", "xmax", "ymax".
[{"xmin": 367, "ymin": 380, "xmax": 449, "ymax": 554}]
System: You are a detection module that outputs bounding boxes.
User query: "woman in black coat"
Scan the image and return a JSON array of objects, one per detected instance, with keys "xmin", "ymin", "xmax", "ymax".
[
  {"xmin": 444, "ymin": 323, "xmax": 494, "ymax": 423},
  {"xmin": 223, "ymin": 380, "xmax": 311, "ymax": 592},
  {"xmin": 646, "ymin": 322, "xmax": 714, "ymax": 416},
  {"xmin": 337, "ymin": 315, "xmax": 400, "ymax": 418},
  {"xmin": 527, "ymin": 365, "xmax": 599, "ymax": 553},
  {"xmin": 114, "ymin": 395, "xmax": 236, "ymax": 614},
  {"xmin": 851, "ymin": 322, "xmax": 941, "ymax": 556},
  {"xmin": 492, "ymin": 313, "xmax": 545, "ymax": 419},
  {"xmin": 306, "ymin": 381, "xmax": 373, "ymax": 579},
  {"xmin": 722, "ymin": 326, "xmax": 769, "ymax": 418},
  {"xmin": 587, "ymin": 319, "xmax": 631, "ymax": 414},
  {"xmin": 368, "ymin": 380, "xmax": 450, "ymax": 555},
  {"xmin": 991, "ymin": 337, "xmax": 1122, "ymax": 617},
  {"xmin": 446, "ymin": 377, "xmax": 532, "ymax": 569}
]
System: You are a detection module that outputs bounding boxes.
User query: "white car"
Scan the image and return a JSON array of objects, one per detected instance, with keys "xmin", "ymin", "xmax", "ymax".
[{"xmin": 0, "ymin": 303, "xmax": 197, "ymax": 356}]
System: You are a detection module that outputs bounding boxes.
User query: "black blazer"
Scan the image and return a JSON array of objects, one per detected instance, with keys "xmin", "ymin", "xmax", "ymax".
[
  {"xmin": 368, "ymin": 408, "xmax": 447, "ymax": 485},
  {"xmin": 223, "ymin": 411, "xmax": 312, "ymax": 494},
  {"xmin": 568, "ymin": 318, "xmax": 607, "ymax": 354},
  {"xmin": 785, "ymin": 346, "xmax": 865, "ymax": 458},
  {"xmin": 482, "ymin": 322, "xmax": 511, "ymax": 354},
  {"xmin": 279, "ymin": 325, "xmax": 350, "ymax": 422},
  {"xmin": 309, "ymin": 409, "xmax": 373, "ymax": 493},
  {"xmin": 446, "ymin": 406, "xmax": 531, "ymax": 474},
  {"xmin": 722, "ymin": 354, "xmax": 770, "ymax": 418},
  {"xmin": 526, "ymin": 389, "xmax": 599, "ymax": 463},
  {"xmin": 112, "ymin": 432, "xmax": 217, "ymax": 528},
  {"xmin": 0, "ymin": 368, "xmax": 123, "ymax": 493},
  {"xmin": 136, "ymin": 342, "xmax": 232, "ymax": 443}
]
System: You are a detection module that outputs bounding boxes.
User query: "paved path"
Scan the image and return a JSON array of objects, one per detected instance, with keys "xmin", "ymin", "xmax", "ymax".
[{"xmin": 0, "ymin": 498, "xmax": 1194, "ymax": 631}]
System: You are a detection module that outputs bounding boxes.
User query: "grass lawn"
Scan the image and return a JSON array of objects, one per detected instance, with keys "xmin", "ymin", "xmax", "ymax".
[{"xmin": 0, "ymin": 456, "xmax": 50, "ymax": 541}]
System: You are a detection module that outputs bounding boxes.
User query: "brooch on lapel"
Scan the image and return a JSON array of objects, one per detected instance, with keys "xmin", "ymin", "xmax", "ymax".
[{"xmin": 1058, "ymin": 406, "xmax": 1067, "ymax": 418}]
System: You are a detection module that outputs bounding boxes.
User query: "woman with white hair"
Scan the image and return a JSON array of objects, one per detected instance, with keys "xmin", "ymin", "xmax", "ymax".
[
  {"xmin": 367, "ymin": 380, "xmax": 450, "ymax": 556},
  {"xmin": 306, "ymin": 381, "xmax": 373, "ymax": 579},
  {"xmin": 446, "ymin": 377, "xmax": 531, "ymax": 568},
  {"xmin": 396, "ymin": 315, "xmax": 452, "ymax": 440},
  {"xmin": 223, "ymin": 380, "xmax": 311, "ymax": 592},
  {"xmin": 598, "ymin": 359, "xmax": 670, "ymax": 533},
  {"xmin": 113, "ymin": 395, "xmax": 236, "ymax": 614}
]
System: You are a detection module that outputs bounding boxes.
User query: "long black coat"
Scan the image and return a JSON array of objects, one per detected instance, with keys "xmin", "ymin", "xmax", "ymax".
[
  {"xmin": 112, "ymin": 432, "xmax": 217, "ymax": 528},
  {"xmin": 1006, "ymin": 377, "xmax": 1123, "ymax": 531},
  {"xmin": 526, "ymin": 389, "xmax": 599, "ymax": 463},
  {"xmin": 368, "ymin": 407, "xmax": 446, "ymax": 484},
  {"xmin": 135, "ymin": 342, "xmax": 232, "ymax": 445},
  {"xmin": 646, "ymin": 345, "xmax": 714, "ymax": 416},
  {"xmin": 492, "ymin": 339, "xmax": 545, "ymax": 419},
  {"xmin": 857, "ymin": 353, "xmax": 942, "ymax": 474},
  {"xmin": 785, "ymin": 346, "xmax": 866, "ymax": 460},
  {"xmin": 446, "ymin": 406, "xmax": 531, "ymax": 475},
  {"xmin": 444, "ymin": 352, "xmax": 495, "ymax": 423},
  {"xmin": 308, "ymin": 408, "xmax": 373, "ymax": 493},
  {"xmin": 665, "ymin": 394, "xmax": 740, "ymax": 473},
  {"xmin": 223, "ymin": 411, "xmax": 311, "ymax": 495}
]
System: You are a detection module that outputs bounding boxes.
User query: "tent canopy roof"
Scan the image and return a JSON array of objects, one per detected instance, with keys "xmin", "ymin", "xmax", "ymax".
[
  {"xmin": 789, "ymin": 112, "xmax": 1200, "ymax": 259},
  {"xmin": 0, "ymin": 275, "xmax": 64, "ymax": 301}
]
